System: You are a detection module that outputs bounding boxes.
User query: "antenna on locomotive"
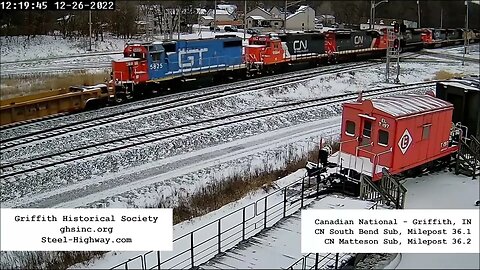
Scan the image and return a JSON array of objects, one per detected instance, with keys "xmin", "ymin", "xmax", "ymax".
[{"xmin": 356, "ymin": 89, "xmax": 363, "ymax": 102}]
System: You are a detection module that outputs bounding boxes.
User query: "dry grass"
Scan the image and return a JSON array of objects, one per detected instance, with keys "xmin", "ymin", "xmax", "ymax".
[
  {"xmin": 433, "ymin": 70, "xmax": 464, "ymax": 80},
  {"xmin": 157, "ymin": 146, "xmax": 326, "ymax": 224},
  {"xmin": 0, "ymin": 70, "xmax": 109, "ymax": 100}
]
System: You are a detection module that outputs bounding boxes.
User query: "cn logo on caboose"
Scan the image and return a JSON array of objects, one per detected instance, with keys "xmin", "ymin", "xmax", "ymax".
[{"xmin": 398, "ymin": 129, "xmax": 412, "ymax": 154}]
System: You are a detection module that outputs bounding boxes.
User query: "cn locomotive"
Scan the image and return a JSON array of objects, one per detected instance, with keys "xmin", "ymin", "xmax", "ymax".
[{"xmin": 1, "ymin": 27, "xmax": 479, "ymax": 126}]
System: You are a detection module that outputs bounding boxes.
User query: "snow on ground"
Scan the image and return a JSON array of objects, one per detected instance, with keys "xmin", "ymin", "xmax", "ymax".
[
  {"xmin": 424, "ymin": 43, "xmax": 480, "ymax": 61},
  {"xmin": 0, "ymin": 35, "xmax": 125, "ymax": 63},
  {"xmin": 198, "ymin": 195, "xmax": 377, "ymax": 270},
  {"xmin": 383, "ymin": 172, "xmax": 480, "ymax": 269},
  {"xmin": 69, "ymin": 169, "xmax": 307, "ymax": 269}
]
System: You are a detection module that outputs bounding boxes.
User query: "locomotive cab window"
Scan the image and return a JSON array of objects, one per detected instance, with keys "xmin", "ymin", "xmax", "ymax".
[
  {"xmin": 422, "ymin": 124, "xmax": 431, "ymax": 140},
  {"xmin": 345, "ymin": 120, "xmax": 355, "ymax": 136},
  {"xmin": 224, "ymin": 40, "xmax": 242, "ymax": 48},
  {"xmin": 150, "ymin": 53, "xmax": 161, "ymax": 62},
  {"xmin": 378, "ymin": 130, "xmax": 389, "ymax": 146},
  {"xmin": 163, "ymin": 43, "xmax": 176, "ymax": 53}
]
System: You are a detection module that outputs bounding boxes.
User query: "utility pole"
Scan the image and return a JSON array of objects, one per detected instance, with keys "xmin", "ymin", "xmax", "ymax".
[
  {"xmin": 244, "ymin": 0, "xmax": 247, "ymax": 40},
  {"xmin": 370, "ymin": 0, "xmax": 389, "ymax": 30},
  {"xmin": 440, "ymin": 8, "xmax": 443, "ymax": 28},
  {"xmin": 88, "ymin": 10, "xmax": 92, "ymax": 51},
  {"xmin": 214, "ymin": 0, "xmax": 217, "ymax": 33},
  {"xmin": 178, "ymin": 6, "xmax": 181, "ymax": 40},
  {"xmin": 417, "ymin": 0, "xmax": 421, "ymax": 28},
  {"xmin": 463, "ymin": 0, "xmax": 469, "ymax": 65},
  {"xmin": 284, "ymin": 0, "xmax": 287, "ymax": 33}
]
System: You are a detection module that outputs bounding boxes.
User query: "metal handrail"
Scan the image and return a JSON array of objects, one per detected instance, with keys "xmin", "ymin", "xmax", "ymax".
[{"xmin": 112, "ymin": 175, "xmax": 320, "ymax": 270}]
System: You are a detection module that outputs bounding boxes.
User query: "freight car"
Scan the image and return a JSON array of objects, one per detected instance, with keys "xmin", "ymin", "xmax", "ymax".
[
  {"xmin": 436, "ymin": 77, "xmax": 480, "ymax": 140},
  {"xmin": 0, "ymin": 84, "xmax": 111, "ymax": 126}
]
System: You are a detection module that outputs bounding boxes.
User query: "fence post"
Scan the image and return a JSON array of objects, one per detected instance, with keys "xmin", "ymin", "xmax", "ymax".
[
  {"xmin": 315, "ymin": 253, "xmax": 319, "ymax": 270},
  {"xmin": 264, "ymin": 196, "xmax": 268, "ymax": 229},
  {"xmin": 283, "ymin": 187, "xmax": 287, "ymax": 218},
  {"xmin": 242, "ymin": 207, "xmax": 246, "ymax": 240},
  {"xmin": 301, "ymin": 177, "xmax": 305, "ymax": 208},
  {"xmin": 218, "ymin": 219, "xmax": 221, "ymax": 254},
  {"xmin": 125, "ymin": 261, "xmax": 128, "ymax": 270},
  {"xmin": 190, "ymin": 232, "xmax": 195, "ymax": 268},
  {"xmin": 335, "ymin": 253, "xmax": 339, "ymax": 269},
  {"xmin": 157, "ymin": 251, "xmax": 161, "ymax": 270}
]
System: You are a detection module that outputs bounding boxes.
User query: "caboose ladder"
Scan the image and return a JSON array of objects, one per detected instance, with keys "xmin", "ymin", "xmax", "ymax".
[
  {"xmin": 455, "ymin": 135, "xmax": 480, "ymax": 179},
  {"xmin": 359, "ymin": 172, "xmax": 407, "ymax": 209}
]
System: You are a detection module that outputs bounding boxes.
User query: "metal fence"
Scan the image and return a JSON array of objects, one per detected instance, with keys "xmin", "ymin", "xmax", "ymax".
[
  {"xmin": 110, "ymin": 175, "xmax": 323, "ymax": 270},
  {"xmin": 284, "ymin": 201, "xmax": 380, "ymax": 270}
]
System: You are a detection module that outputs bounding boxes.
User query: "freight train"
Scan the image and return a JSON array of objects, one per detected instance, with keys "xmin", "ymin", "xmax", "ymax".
[{"xmin": 1, "ymin": 27, "xmax": 479, "ymax": 126}]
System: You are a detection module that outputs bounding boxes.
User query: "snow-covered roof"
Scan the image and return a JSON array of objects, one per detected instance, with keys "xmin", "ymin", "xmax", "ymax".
[
  {"xmin": 286, "ymin": 6, "xmax": 312, "ymax": 20},
  {"xmin": 202, "ymin": 16, "xmax": 214, "ymax": 20},
  {"xmin": 217, "ymin": 4, "xmax": 237, "ymax": 14},
  {"xmin": 440, "ymin": 81, "xmax": 480, "ymax": 91},
  {"xmin": 213, "ymin": 9, "xmax": 231, "ymax": 15},
  {"xmin": 249, "ymin": 15, "xmax": 266, "ymax": 20},
  {"xmin": 196, "ymin": 8, "xmax": 207, "ymax": 15},
  {"xmin": 370, "ymin": 94, "xmax": 453, "ymax": 117}
]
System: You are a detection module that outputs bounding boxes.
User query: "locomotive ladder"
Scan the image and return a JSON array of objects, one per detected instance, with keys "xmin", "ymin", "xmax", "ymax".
[
  {"xmin": 359, "ymin": 171, "xmax": 407, "ymax": 209},
  {"xmin": 455, "ymin": 135, "xmax": 480, "ymax": 179}
]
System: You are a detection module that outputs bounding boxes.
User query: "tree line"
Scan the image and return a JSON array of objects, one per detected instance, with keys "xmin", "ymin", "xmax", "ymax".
[{"xmin": 1, "ymin": 0, "xmax": 478, "ymax": 38}]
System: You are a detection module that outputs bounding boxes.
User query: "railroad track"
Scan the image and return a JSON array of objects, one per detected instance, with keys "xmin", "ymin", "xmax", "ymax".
[
  {"xmin": 0, "ymin": 82, "xmax": 436, "ymax": 179},
  {"xmin": 418, "ymin": 49, "xmax": 479, "ymax": 63},
  {"xmin": 0, "ymin": 61, "xmax": 381, "ymax": 150}
]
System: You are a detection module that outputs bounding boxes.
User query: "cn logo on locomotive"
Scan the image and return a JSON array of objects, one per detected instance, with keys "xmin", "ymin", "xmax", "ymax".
[
  {"xmin": 354, "ymin": 35, "xmax": 364, "ymax": 45},
  {"xmin": 398, "ymin": 129, "xmax": 412, "ymax": 154},
  {"xmin": 293, "ymin": 40, "xmax": 308, "ymax": 52}
]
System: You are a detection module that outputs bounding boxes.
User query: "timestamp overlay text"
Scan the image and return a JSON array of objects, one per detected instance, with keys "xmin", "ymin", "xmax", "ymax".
[
  {"xmin": 301, "ymin": 209, "xmax": 479, "ymax": 253},
  {"xmin": 1, "ymin": 208, "xmax": 172, "ymax": 251}
]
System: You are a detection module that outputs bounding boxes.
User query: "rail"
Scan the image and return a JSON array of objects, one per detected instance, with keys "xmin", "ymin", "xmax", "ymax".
[{"xmin": 110, "ymin": 175, "xmax": 322, "ymax": 270}]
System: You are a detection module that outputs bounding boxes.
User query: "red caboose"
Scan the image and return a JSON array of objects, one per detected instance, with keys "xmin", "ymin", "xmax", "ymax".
[{"xmin": 337, "ymin": 94, "xmax": 459, "ymax": 180}]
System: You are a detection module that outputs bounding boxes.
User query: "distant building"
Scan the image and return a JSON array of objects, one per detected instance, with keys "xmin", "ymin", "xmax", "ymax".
[
  {"xmin": 207, "ymin": 9, "xmax": 235, "ymax": 23},
  {"xmin": 286, "ymin": 6, "xmax": 315, "ymax": 31},
  {"xmin": 317, "ymin": 14, "xmax": 335, "ymax": 26},
  {"xmin": 246, "ymin": 6, "xmax": 285, "ymax": 29}
]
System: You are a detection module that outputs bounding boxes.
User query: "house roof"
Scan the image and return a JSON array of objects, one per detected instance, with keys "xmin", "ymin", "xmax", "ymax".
[
  {"xmin": 286, "ymin": 5, "xmax": 313, "ymax": 20},
  {"xmin": 248, "ymin": 15, "xmax": 266, "ymax": 20},
  {"xmin": 202, "ymin": 16, "xmax": 214, "ymax": 20},
  {"xmin": 370, "ymin": 94, "xmax": 453, "ymax": 117}
]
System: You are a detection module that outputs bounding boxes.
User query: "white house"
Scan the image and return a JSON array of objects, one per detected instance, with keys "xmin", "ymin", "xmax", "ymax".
[
  {"xmin": 207, "ymin": 9, "xmax": 235, "ymax": 22},
  {"xmin": 246, "ymin": 6, "xmax": 285, "ymax": 29},
  {"xmin": 286, "ymin": 6, "xmax": 315, "ymax": 31}
]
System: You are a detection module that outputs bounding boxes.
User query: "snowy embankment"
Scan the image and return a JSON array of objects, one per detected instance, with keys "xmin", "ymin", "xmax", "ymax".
[{"xmin": 0, "ymin": 35, "xmax": 125, "ymax": 63}]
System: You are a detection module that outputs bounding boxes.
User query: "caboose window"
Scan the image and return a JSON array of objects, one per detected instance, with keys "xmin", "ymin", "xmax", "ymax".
[
  {"xmin": 224, "ymin": 40, "xmax": 242, "ymax": 47},
  {"xmin": 422, "ymin": 124, "xmax": 431, "ymax": 140},
  {"xmin": 345, "ymin": 121, "xmax": 355, "ymax": 136},
  {"xmin": 362, "ymin": 120, "xmax": 372, "ymax": 138},
  {"xmin": 378, "ymin": 130, "xmax": 389, "ymax": 146}
]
